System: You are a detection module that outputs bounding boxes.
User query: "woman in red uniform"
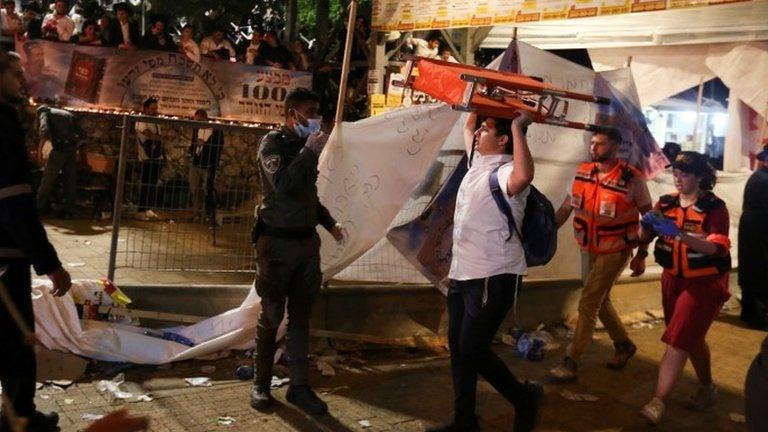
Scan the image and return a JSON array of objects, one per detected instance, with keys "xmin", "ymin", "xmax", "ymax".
[{"xmin": 638, "ymin": 151, "xmax": 732, "ymax": 424}]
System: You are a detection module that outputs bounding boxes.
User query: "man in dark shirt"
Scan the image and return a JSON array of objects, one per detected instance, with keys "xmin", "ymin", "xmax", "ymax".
[
  {"xmin": 249, "ymin": 88, "xmax": 344, "ymax": 416},
  {"xmin": 141, "ymin": 14, "xmax": 177, "ymax": 52},
  {"xmin": 22, "ymin": 2, "xmax": 43, "ymax": 40},
  {"xmin": 260, "ymin": 30, "xmax": 294, "ymax": 70},
  {"xmin": 0, "ymin": 50, "xmax": 71, "ymax": 432},
  {"xmin": 739, "ymin": 144, "xmax": 768, "ymax": 329},
  {"xmin": 188, "ymin": 109, "xmax": 223, "ymax": 222},
  {"xmin": 36, "ymin": 105, "xmax": 84, "ymax": 216}
]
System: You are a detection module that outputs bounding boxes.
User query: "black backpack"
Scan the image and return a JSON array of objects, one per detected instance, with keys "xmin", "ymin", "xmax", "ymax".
[{"xmin": 489, "ymin": 166, "xmax": 557, "ymax": 267}]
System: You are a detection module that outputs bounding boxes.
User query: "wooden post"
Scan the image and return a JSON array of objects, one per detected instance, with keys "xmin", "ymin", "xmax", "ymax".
[
  {"xmin": 334, "ymin": 0, "xmax": 358, "ymax": 124},
  {"xmin": 692, "ymin": 76, "xmax": 705, "ymax": 152}
]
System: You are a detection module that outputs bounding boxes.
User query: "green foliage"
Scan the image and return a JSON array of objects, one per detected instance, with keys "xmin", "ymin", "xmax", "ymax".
[{"xmin": 136, "ymin": 0, "xmax": 370, "ymax": 40}]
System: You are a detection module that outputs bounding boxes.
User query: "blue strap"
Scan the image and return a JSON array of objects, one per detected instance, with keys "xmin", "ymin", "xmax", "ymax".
[{"xmin": 489, "ymin": 166, "xmax": 522, "ymax": 242}]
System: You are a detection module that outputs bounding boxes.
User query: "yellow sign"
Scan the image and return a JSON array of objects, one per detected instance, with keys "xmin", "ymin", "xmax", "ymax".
[{"xmin": 371, "ymin": 0, "xmax": 750, "ymax": 30}]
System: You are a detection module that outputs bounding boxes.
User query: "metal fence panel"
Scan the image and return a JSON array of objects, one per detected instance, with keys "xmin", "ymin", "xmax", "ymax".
[{"xmin": 108, "ymin": 114, "xmax": 272, "ymax": 279}]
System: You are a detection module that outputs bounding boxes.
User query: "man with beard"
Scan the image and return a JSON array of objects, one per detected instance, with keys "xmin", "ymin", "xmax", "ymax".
[
  {"xmin": 0, "ymin": 49, "xmax": 71, "ymax": 432},
  {"xmin": 548, "ymin": 129, "xmax": 652, "ymax": 383}
]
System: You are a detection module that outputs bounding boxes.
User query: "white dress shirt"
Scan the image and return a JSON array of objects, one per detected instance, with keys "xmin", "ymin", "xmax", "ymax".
[
  {"xmin": 42, "ymin": 13, "xmax": 74, "ymax": 42},
  {"xmin": 448, "ymin": 153, "xmax": 529, "ymax": 280},
  {"xmin": 200, "ymin": 36, "xmax": 235, "ymax": 58}
]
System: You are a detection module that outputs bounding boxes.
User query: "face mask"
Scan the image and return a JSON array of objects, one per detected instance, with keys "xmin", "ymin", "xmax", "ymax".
[{"xmin": 293, "ymin": 112, "xmax": 322, "ymax": 138}]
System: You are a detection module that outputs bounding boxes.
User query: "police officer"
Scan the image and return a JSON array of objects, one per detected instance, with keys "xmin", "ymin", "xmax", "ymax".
[
  {"xmin": 250, "ymin": 88, "xmax": 344, "ymax": 416},
  {"xmin": 0, "ymin": 50, "xmax": 71, "ymax": 432}
]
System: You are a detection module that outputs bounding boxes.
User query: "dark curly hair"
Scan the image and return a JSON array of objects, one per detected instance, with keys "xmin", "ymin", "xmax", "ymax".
[{"xmin": 672, "ymin": 151, "xmax": 717, "ymax": 191}]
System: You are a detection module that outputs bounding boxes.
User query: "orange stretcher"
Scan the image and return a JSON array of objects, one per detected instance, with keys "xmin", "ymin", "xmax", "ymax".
[{"xmin": 393, "ymin": 55, "xmax": 611, "ymax": 131}]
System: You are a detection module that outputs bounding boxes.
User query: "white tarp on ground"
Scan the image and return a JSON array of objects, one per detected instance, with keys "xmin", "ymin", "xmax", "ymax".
[{"xmin": 33, "ymin": 279, "xmax": 266, "ymax": 364}]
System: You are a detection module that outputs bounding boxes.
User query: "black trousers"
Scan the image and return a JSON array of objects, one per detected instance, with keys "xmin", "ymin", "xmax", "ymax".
[
  {"xmin": 738, "ymin": 220, "xmax": 768, "ymax": 323},
  {"xmin": 138, "ymin": 161, "xmax": 162, "ymax": 212},
  {"xmin": 253, "ymin": 233, "xmax": 321, "ymax": 388},
  {"xmin": 448, "ymin": 273, "xmax": 525, "ymax": 420},
  {"xmin": 0, "ymin": 261, "xmax": 37, "ymax": 419},
  {"xmin": 745, "ymin": 336, "xmax": 768, "ymax": 432}
]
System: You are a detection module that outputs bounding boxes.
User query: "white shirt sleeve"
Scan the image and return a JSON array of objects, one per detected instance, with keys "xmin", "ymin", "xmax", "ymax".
[{"xmin": 497, "ymin": 163, "xmax": 530, "ymax": 202}]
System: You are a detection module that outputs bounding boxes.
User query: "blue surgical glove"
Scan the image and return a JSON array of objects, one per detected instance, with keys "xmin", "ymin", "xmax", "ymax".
[
  {"xmin": 640, "ymin": 212, "xmax": 656, "ymax": 231},
  {"xmin": 652, "ymin": 218, "xmax": 680, "ymax": 237}
]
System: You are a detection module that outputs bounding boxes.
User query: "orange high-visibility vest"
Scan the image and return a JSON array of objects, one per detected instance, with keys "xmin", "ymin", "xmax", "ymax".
[
  {"xmin": 571, "ymin": 160, "xmax": 642, "ymax": 254},
  {"xmin": 653, "ymin": 192, "xmax": 732, "ymax": 278}
]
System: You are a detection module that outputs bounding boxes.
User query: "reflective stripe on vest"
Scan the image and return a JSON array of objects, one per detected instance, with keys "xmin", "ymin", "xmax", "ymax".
[
  {"xmin": 571, "ymin": 161, "xmax": 641, "ymax": 254},
  {"xmin": 653, "ymin": 193, "xmax": 731, "ymax": 278},
  {"xmin": 0, "ymin": 184, "xmax": 33, "ymax": 201},
  {"xmin": 0, "ymin": 248, "xmax": 26, "ymax": 258}
]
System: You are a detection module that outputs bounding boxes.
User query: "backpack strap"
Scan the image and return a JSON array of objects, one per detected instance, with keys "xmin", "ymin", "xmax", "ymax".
[{"xmin": 489, "ymin": 166, "xmax": 522, "ymax": 242}]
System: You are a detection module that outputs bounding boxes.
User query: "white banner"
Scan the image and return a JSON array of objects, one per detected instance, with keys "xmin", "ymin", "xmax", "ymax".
[{"xmin": 316, "ymin": 104, "xmax": 462, "ymax": 279}]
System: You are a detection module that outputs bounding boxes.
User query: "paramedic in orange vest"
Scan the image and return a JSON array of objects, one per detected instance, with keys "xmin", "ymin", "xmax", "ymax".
[
  {"xmin": 548, "ymin": 128, "xmax": 652, "ymax": 383},
  {"xmin": 637, "ymin": 151, "xmax": 731, "ymax": 425}
]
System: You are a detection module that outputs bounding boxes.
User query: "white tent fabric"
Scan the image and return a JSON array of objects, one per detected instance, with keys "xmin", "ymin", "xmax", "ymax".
[
  {"xmin": 317, "ymin": 104, "xmax": 461, "ymax": 279},
  {"xmin": 33, "ymin": 280, "xmax": 268, "ymax": 364},
  {"xmin": 589, "ymin": 42, "xmax": 768, "ymax": 115},
  {"xmin": 704, "ymin": 42, "xmax": 768, "ymax": 117}
]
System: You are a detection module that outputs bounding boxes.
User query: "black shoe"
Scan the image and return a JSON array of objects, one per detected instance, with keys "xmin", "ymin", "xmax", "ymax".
[
  {"xmin": 606, "ymin": 341, "xmax": 637, "ymax": 370},
  {"xmin": 425, "ymin": 415, "xmax": 480, "ymax": 432},
  {"xmin": 286, "ymin": 385, "xmax": 328, "ymax": 416},
  {"xmin": 514, "ymin": 381, "xmax": 544, "ymax": 432},
  {"xmin": 28, "ymin": 410, "xmax": 60, "ymax": 432},
  {"xmin": 250, "ymin": 385, "xmax": 274, "ymax": 411}
]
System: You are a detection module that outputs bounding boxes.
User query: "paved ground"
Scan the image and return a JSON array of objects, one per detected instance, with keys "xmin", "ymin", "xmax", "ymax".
[
  {"xmin": 26, "ymin": 218, "xmax": 764, "ymax": 431},
  {"xmin": 25, "ymin": 310, "xmax": 761, "ymax": 432},
  {"xmin": 43, "ymin": 218, "xmax": 253, "ymax": 286}
]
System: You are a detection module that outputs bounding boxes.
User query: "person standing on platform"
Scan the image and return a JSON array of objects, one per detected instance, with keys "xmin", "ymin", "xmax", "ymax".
[
  {"xmin": 135, "ymin": 97, "xmax": 164, "ymax": 220},
  {"xmin": 35, "ymin": 105, "xmax": 84, "ymax": 217},
  {"xmin": 187, "ymin": 109, "xmax": 223, "ymax": 222}
]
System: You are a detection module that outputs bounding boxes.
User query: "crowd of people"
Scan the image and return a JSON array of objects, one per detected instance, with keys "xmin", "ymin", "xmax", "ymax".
[{"xmin": 0, "ymin": 0, "xmax": 317, "ymax": 70}]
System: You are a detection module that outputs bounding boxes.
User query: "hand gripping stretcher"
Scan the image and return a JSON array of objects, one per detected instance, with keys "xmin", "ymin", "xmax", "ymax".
[{"xmin": 393, "ymin": 55, "xmax": 611, "ymax": 131}]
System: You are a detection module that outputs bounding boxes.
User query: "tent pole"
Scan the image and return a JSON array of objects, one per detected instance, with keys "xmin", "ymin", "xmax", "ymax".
[
  {"xmin": 692, "ymin": 76, "xmax": 705, "ymax": 152},
  {"xmin": 334, "ymin": 0, "xmax": 359, "ymax": 125}
]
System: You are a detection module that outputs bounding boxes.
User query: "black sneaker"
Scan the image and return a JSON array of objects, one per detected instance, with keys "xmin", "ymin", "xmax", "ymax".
[
  {"xmin": 29, "ymin": 410, "xmax": 60, "ymax": 432},
  {"xmin": 514, "ymin": 381, "xmax": 544, "ymax": 432},
  {"xmin": 286, "ymin": 385, "xmax": 328, "ymax": 416},
  {"xmin": 250, "ymin": 385, "xmax": 274, "ymax": 411},
  {"xmin": 425, "ymin": 415, "xmax": 480, "ymax": 432}
]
